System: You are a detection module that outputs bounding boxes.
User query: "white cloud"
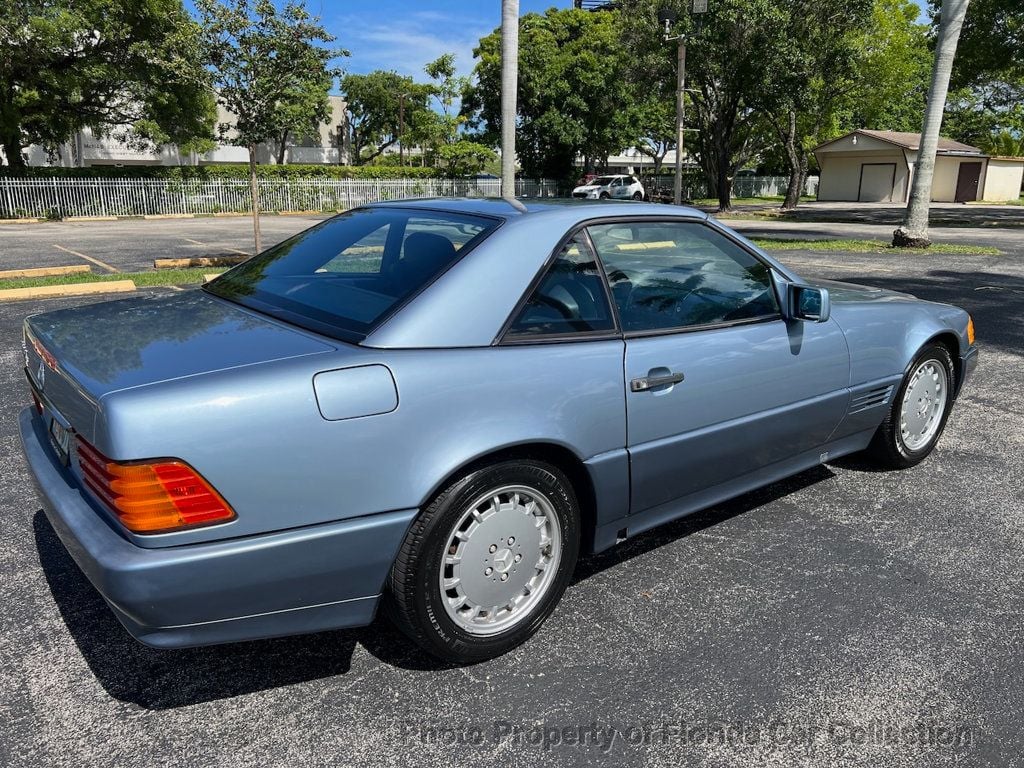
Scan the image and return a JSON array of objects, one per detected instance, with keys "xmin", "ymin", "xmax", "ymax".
[{"xmin": 336, "ymin": 11, "xmax": 494, "ymax": 80}]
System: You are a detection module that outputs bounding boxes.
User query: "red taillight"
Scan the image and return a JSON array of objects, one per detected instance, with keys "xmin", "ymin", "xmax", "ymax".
[
  {"xmin": 75, "ymin": 438, "xmax": 235, "ymax": 533},
  {"xmin": 28, "ymin": 331, "xmax": 58, "ymax": 371}
]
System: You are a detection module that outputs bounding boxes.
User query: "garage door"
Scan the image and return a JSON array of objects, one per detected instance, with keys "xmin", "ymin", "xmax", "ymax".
[{"xmin": 858, "ymin": 163, "xmax": 896, "ymax": 202}]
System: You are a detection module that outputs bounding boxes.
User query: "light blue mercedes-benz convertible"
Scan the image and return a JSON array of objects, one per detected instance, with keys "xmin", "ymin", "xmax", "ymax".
[{"xmin": 19, "ymin": 199, "xmax": 978, "ymax": 662}]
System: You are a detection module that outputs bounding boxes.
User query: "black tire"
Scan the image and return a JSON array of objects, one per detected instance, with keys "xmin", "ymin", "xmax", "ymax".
[
  {"xmin": 632, "ymin": 191, "xmax": 643, "ymax": 200},
  {"xmin": 599, "ymin": 192, "xmax": 610, "ymax": 199},
  {"xmin": 384, "ymin": 459, "xmax": 581, "ymax": 663},
  {"xmin": 863, "ymin": 342, "xmax": 956, "ymax": 469}
]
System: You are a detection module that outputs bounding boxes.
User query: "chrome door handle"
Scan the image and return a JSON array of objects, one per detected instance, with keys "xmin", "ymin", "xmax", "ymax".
[{"xmin": 630, "ymin": 372, "xmax": 685, "ymax": 392}]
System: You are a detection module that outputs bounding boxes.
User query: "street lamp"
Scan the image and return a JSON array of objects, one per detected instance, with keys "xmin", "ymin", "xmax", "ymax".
[{"xmin": 658, "ymin": 2, "xmax": 707, "ymax": 205}]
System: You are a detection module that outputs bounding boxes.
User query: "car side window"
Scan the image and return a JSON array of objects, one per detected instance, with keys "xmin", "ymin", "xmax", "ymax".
[
  {"xmin": 506, "ymin": 235, "xmax": 615, "ymax": 338},
  {"xmin": 588, "ymin": 221, "xmax": 780, "ymax": 333},
  {"xmin": 319, "ymin": 223, "xmax": 389, "ymax": 274}
]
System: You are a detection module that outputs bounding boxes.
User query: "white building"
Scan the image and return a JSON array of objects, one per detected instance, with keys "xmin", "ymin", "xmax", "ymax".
[
  {"xmin": 16, "ymin": 96, "xmax": 350, "ymax": 168},
  {"xmin": 814, "ymin": 129, "xmax": 1024, "ymax": 203}
]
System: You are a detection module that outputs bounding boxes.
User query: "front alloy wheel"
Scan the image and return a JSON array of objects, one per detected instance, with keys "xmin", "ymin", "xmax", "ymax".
[
  {"xmin": 864, "ymin": 342, "xmax": 956, "ymax": 468},
  {"xmin": 385, "ymin": 460, "xmax": 580, "ymax": 663}
]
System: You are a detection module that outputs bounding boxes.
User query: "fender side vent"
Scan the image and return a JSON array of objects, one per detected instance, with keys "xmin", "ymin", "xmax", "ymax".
[{"xmin": 849, "ymin": 385, "xmax": 894, "ymax": 414}]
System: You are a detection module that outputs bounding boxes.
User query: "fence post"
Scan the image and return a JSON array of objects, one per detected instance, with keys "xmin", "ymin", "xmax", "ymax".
[{"xmin": 2, "ymin": 178, "xmax": 12, "ymax": 218}]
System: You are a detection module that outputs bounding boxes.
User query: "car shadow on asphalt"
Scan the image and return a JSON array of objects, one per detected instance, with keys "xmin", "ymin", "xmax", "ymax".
[{"xmin": 34, "ymin": 465, "xmax": 837, "ymax": 708}]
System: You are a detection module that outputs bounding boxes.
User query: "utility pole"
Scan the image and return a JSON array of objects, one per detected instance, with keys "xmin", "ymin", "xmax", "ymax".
[
  {"xmin": 659, "ymin": 2, "xmax": 707, "ymax": 206},
  {"xmin": 674, "ymin": 38, "xmax": 686, "ymax": 206}
]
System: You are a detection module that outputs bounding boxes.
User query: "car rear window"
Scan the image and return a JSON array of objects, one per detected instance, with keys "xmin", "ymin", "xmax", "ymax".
[{"xmin": 205, "ymin": 207, "xmax": 499, "ymax": 342}]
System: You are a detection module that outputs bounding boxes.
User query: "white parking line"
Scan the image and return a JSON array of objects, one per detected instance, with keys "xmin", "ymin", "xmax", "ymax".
[
  {"xmin": 184, "ymin": 237, "xmax": 250, "ymax": 256},
  {"xmin": 52, "ymin": 244, "xmax": 119, "ymax": 273}
]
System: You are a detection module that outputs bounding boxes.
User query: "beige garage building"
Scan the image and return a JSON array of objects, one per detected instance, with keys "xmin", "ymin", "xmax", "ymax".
[{"xmin": 814, "ymin": 129, "xmax": 1024, "ymax": 203}]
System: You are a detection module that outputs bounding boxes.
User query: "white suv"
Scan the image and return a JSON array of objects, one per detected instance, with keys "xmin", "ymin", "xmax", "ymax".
[{"xmin": 572, "ymin": 174, "xmax": 646, "ymax": 201}]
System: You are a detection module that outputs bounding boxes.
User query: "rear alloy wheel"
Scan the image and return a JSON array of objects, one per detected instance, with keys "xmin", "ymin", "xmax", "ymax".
[
  {"xmin": 385, "ymin": 460, "xmax": 580, "ymax": 663},
  {"xmin": 864, "ymin": 343, "xmax": 956, "ymax": 469},
  {"xmin": 632, "ymin": 191, "xmax": 643, "ymax": 200}
]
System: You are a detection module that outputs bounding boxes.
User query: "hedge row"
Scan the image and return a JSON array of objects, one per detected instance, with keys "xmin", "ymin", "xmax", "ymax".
[{"xmin": 0, "ymin": 164, "xmax": 445, "ymax": 180}]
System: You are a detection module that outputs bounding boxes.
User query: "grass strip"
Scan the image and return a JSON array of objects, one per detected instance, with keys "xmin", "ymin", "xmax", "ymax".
[
  {"xmin": 0, "ymin": 268, "xmax": 226, "ymax": 290},
  {"xmin": 751, "ymin": 238, "xmax": 1000, "ymax": 255}
]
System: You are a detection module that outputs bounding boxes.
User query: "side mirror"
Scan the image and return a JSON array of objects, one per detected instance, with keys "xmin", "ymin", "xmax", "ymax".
[
  {"xmin": 787, "ymin": 283, "xmax": 830, "ymax": 323},
  {"xmin": 774, "ymin": 274, "xmax": 830, "ymax": 323}
]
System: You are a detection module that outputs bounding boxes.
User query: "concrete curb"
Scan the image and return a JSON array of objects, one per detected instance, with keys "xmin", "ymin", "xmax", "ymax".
[
  {"xmin": 154, "ymin": 256, "xmax": 248, "ymax": 269},
  {"xmin": 0, "ymin": 280, "xmax": 136, "ymax": 302},
  {"xmin": 0, "ymin": 265, "xmax": 91, "ymax": 280}
]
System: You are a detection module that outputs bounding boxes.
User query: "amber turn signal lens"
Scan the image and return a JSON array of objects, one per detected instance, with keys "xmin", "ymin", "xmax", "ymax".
[
  {"xmin": 967, "ymin": 316, "xmax": 975, "ymax": 346},
  {"xmin": 76, "ymin": 438, "xmax": 235, "ymax": 533}
]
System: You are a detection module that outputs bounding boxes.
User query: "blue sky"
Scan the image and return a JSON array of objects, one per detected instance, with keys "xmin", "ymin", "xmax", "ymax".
[
  {"xmin": 324, "ymin": 0, "xmax": 563, "ymax": 80},
  {"xmin": 188, "ymin": 1, "xmax": 932, "ymax": 84}
]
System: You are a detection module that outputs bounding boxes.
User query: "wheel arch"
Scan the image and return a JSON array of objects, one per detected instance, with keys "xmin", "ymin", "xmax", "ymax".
[
  {"xmin": 917, "ymin": 331, "xmax": 962, "ymax": 392},
  {"xmin": 418, "ymin": 441, "xmax": 599, "ymax": 552}
]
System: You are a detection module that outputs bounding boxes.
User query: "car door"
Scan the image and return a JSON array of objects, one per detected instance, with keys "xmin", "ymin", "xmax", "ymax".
[{"xmin": 587, "ymin": 220, "xmax": 850, "ymax": 515}]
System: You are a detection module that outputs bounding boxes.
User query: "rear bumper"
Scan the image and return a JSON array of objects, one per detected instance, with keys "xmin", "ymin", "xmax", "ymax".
[
  {"xmin": 957, "ymin": 346, "xmax": 979, "ymax": 397},
  {"xmin": 18, "ymin": 407, "xmax": 416, "ymax": 649}
]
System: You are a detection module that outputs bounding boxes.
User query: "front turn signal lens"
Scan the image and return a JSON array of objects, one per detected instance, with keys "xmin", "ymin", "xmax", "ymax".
[
  {"xmin": 967, "ymin": 316, "xmax": 975, "ymax": 346},
  {"xmin": 76, "ymin": 438, "xmax": 235, "ymax": 533}
]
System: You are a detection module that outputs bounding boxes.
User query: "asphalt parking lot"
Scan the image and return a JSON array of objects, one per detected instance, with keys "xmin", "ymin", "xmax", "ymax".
[
  {"xmin": 0, "ymin": 215, "xmax": 326, "ymax": 273},
  {"xmin": 1, "ymin": 202, "xmax": 1022, "ymax": 275},
  {"xmin": 1, "ymin": 227, "xmax": 1022, "ymax": 766}
]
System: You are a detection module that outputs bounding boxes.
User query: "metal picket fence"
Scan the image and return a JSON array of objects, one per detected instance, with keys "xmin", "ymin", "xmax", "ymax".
[
  {"xmin": 0, "ymin": 177, "xmax": 561, "ymax": 220},
  {"xmin": 0, "ymin": 174, "xmax": 819, "ymax": 219}
]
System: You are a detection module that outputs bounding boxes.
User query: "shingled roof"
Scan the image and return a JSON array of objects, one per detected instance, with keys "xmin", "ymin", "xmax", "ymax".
[{"xmin": 816, "ymin": 129, "xmax": 984, "ymax": 154}]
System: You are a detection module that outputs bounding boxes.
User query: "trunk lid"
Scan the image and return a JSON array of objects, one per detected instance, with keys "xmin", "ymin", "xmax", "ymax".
[{"xmin": 24, "ymin": 289, "xmax": 334, "ymax": 437}]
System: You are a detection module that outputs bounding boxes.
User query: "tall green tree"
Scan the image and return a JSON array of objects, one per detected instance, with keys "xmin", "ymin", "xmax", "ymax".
[
  {"xmin": 942, "ymin": 0, "xmax": 1024, "ymax": 150},
  {"xmin": 619, "ymin": 0, "xmax": 791, "ymax": 211},
  {"xmin": 341, "ymin": 71, "xmax": 430, "ymax": 165},
  {"xmin": 754, "ymin": 0, "xmax": 873, "ymax": 209},
  {"xmin": 633, "ymin": 92, "xmax": 676, "ymax": 175},
  {"xmin": 0, "ymin": 0, "xmax": 215, "ymax": 170},
  {"xmin": 196, "ymin": 0, "xmax": 343, "ymax": 252},
  {"xmin": 843, "ymin": 0, "xmax": 933, "ymax": 132},
  {"xmin": 466, "ymin": 8, "xmax": 641, "ymax": 182}
]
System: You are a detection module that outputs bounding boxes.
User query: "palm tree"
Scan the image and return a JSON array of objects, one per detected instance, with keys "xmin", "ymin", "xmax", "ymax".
[
  {"xmin": 980, "ymin": 130, "xmax": 1024, "ymax": 158},
  {"xmin": 500, "ymin": 0, "xmax": 519, "ymax": 199},
  {"xmin": 893, "ymin": 0, "xmax": 971, "ymax": 248}
]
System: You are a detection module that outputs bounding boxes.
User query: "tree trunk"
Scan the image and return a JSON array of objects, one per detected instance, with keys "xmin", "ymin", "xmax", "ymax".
[
  {"xmin": 893, "ymin": 0, "xmax": 971, "ymax": 248},
  {"xmin": 500, "ymin": 0, "xmax": 520, "ymax": 199},
  {"xmin": 780, "ymin": 110, "xmax": 803, "ymax": 210},
  {"xmin": 276, "ymin": 129, "xmax": 289, "ymax": 165},
  {"xmin": 1, "ymin": 134, "xmax": 25, "ymax": 172},
  {"xmin": 715, "ymin": 137, "xmax": 733, "ymax": 211},
  {"xmin": 716, "ymin": 165, "xmax": 733, "ymax": 211},
  {"xmin": 248, "ymin": 146, "xmax": 262, "ymax": 254}
]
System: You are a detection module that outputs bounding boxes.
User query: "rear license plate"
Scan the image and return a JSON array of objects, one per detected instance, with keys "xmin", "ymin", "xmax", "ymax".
[{"xmin": 48, "ymin": 418, "xmax": 71, "ymax": 465}]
